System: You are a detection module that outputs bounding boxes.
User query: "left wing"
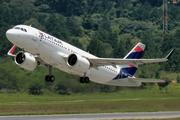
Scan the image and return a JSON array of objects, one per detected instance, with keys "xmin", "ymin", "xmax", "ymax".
[
  {"xmin": 87, "ymin": 49, "xmax": 175, "ymax": 68},
  {"xmin": 7, "ymin": 45, "xmax": 44, "ymax": 64}
]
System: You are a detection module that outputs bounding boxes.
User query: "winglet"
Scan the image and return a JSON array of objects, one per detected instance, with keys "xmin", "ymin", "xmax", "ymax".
[
  {"xmin": 166, "ymin": 49, "xmax": 175, "ymax": 59},
  {"xmin": 7, "ymin": 45, "xmax": 16, "ymax": 57}
]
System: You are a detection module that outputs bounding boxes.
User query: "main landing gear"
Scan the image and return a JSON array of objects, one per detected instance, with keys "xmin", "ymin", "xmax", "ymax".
[
  {"xmin": 80, "ymin": 77, "xmax": 90, "ymax": 83},
  {"xmin": 45, "ymin": 65, "xmax": 55, "ymax": 82}
]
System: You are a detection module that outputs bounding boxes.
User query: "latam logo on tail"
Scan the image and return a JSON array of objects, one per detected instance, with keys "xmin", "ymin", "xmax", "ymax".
[{"xmin": 6, "ymin": 25, "xmax": 175, "ymax": 86}]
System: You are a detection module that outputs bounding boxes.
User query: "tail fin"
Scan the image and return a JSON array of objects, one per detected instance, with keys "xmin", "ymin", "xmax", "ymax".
[
  {"xmin": 124, "ymin": 42, "xmax": 145, "ymax": 59},
  {"xmin": 120, "ymin": 42, "xmax": 146, "ymax": 76}
]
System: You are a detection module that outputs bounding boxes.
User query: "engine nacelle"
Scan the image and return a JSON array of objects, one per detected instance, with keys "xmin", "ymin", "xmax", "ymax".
[
  {"xmin": 67, "ymin": 54, "xmax": 90, "ymax": 73},
  {"xmin": 15, "ymin": 52, "xmax": 37, "ymax": 71}
]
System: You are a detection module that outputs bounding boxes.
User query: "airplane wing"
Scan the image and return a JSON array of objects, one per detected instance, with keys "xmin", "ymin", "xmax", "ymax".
[
  {"xmin": 128, "ymin": 78, "xmax": 165, "ymax": 83},
  {"xmin": 87, "ymin": 49, "xmax": 175, "ymax": 68},
  {"xmin": 7, "ymin": 45, "xmax": 45, "ymax": 64}
]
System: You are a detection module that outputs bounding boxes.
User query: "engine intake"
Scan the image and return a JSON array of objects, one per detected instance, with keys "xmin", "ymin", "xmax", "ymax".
[
  {"xmin": 67, "ymin": 54, "xmax": 90, "ymax": 73},
  {"xmin": 15, "ymin": 52, "xmax": 37, "ymax": 71},
  {"xmin": 68, "ymin": 54, "xmax": 77, "ymax": 66}
]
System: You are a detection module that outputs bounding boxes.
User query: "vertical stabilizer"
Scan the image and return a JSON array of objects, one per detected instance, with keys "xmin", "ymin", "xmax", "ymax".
[
  {"xmin": 124, "ymin": 42, "xmax": 145, "ymax": 59},
  {"xmin": 120, "ymin": 42, "xmax": 145, "ymax": 76}
]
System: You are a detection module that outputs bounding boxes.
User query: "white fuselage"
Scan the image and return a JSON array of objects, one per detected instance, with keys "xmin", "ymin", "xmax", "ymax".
[{"xmin": 6, "ymin": 25, "xmax": 141, "ymax": 86}]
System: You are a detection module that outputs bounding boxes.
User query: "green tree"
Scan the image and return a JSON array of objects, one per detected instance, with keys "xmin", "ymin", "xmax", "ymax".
[
  {"xmin": 176, "ymin": 75, "xmax": 180, "ymax": 83},
  {"xmin": 158, "ymin": 77, "xmax": 171, "ymax": 92},
  {"xmin": 54, "ymin": 82, "xmax": 69, "ymax": 95},
  {"xmin": 87, "ymin": 39, "xmax": 105, "ymax": 57},
  {"xmin": 155, "ymin": 71, "xmax": 161, "ymax": 79},
  {"xmin": 82, "ymin": 13, "xmax": 92, "ymax": 29},
  {"xmin": 69, "ymin": 38, "xmax": 84, "ymax": 50},
  {"xmin": 28, "ymin": 74, "xmax": 45, "ymax": 95},
  {"xmin": 28, "ymin": 81, "xmax": 44, "ymax": 95},
  {"xmin": 45, "ymin": 14, "xmax": 69, "ymax": 40},
  {"xmin": 161, "ymin": 29, "xmax": 180, "ymax": 72},
  {"xmin": 66, "ymin": 16, "xmax": 82, "ymax": 37},
  {"xmin": 113, "ymin": 35, "xmax": 133, "ymax": 58}
]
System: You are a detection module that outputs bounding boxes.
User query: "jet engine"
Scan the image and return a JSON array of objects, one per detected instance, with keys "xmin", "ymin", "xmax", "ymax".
[
  {"xmin": 15, "ymin": 52, "xmax": 37, "ymax": 71},
  {"xmin": 67, "ymin": 54, "xmax": 90, "ymax": 73}
]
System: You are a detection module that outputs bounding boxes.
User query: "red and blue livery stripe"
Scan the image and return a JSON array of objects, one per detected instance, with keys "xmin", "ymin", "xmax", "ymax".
[
  {"xmin": 126, "ymin": 45, "xmax": 144, "ymax": 59},
  {"xmin": 113, "ymin": 43, "xmax": 145, "ymax": 80}
]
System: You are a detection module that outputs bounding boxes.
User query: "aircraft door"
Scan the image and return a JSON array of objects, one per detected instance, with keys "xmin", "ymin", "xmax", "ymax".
[{"xmin": 31, "ymin": 32, "xmax": 39, "ymax": 52}]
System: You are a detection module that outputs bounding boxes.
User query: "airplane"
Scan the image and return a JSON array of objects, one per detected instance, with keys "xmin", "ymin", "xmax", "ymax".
[{"xmin": 5, "ymin": 25, "xmax": 175, "ymax": 87}]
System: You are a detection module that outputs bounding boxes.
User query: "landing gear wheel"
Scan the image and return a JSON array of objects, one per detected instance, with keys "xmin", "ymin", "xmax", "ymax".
[
  {"xmin": 84, "ymin": 77, "xmax": 89, "ymax": 83},
  {"xmin": 45, "ymin": 75, "xmax": 55, "ymax": 82},
  {"xmin": 80, "ymin": 77, "xmax": 89, "ymax": 83},
  {"xmin": 50, "ymin": 75, "xmax": 55, "ymax": 82},
  {"xmin": 45, "ymin": 75, "xmax": 50, "ymax": 82},
  {"xmin": 80, "ymin": 77, "xmax": 84, "ymax": 83}
]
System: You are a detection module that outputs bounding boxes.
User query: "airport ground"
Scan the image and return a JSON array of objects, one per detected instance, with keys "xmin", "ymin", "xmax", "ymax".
[{"xmin": 0, "ymin": 83, "xmax": 180, "ymax": 116}]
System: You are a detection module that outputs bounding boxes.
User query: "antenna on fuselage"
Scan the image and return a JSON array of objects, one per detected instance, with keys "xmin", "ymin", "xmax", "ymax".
[{"xmin": 30, "ymin": 24, "xmax": 32, "ymax": 27}]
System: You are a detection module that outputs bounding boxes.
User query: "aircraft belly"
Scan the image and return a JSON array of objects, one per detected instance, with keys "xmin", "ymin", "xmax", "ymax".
[
  {"xmin": 39, "ymin": 50, "xmax": 84, "ymax": 76},
  {"xmin": 88, "ymin": 67, "xmax": 117, "ymax": 83}
]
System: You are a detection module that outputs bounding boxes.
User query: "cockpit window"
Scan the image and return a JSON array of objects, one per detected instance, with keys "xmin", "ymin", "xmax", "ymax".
[
  {"xmin": 14, "ymin": 27, "xmax": 27, "ymax": 32},
  {"xmin": 14, "ymin": 27, "xmax": 20, "ymax": 29}
]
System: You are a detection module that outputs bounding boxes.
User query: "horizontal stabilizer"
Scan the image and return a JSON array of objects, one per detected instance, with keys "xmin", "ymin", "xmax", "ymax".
[{"xmin": 129, "ymin": 78, "xmax": 165, "ymax": 83}]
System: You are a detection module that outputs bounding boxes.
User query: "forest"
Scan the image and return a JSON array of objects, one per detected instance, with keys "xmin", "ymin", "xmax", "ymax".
[{"xmin": 0, "ymin": 0, "xmax": 180, "ymax": 95}]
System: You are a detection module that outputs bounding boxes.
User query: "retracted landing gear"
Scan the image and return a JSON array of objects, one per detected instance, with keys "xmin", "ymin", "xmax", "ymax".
[
  {"xmin": 45, "ymin": 65, "xmax": 55, "ymax": 82},
  {"xmin": 80, "ymin": 77, "xmax": 90, "ymax": 83}
]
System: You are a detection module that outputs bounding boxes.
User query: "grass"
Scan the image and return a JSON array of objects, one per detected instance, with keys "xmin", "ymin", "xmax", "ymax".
[{"xmin": 0, "ymin": 84, "xmax": 180, "ymax": 116}]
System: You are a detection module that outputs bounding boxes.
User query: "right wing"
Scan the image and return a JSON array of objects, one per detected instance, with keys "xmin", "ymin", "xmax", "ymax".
[{"xmin": 87, "ymin": 49, "xmax": 175, "ymax": 68}]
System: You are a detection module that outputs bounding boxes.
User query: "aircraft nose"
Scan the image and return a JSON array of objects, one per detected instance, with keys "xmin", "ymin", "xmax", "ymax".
[{"xmin": 6, "ymin": 29, "xmax": 15, "ymax": 40}]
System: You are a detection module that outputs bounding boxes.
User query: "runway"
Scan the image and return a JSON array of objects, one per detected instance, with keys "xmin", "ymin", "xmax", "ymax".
[{"xmin": 0, "ymin": 111, "xmax": 180, "ymax": 120}]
